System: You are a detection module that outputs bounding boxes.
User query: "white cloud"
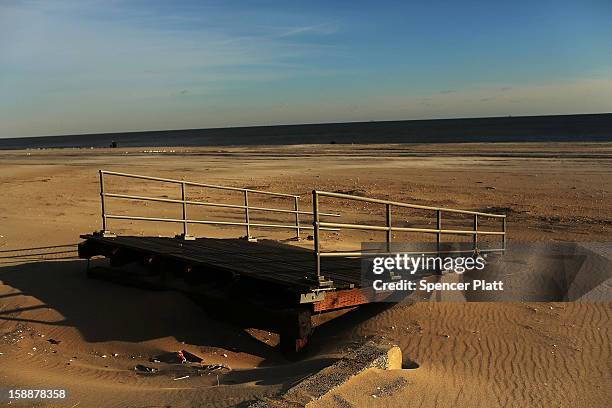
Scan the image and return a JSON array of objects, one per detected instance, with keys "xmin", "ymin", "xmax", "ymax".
[
  {"xmin": 0, "ymin": 1, "xmax": 610, "ymax": 137},
  {"xmin": 0, "ymin": 1, "xmax": 346, "ymax": 137},
  {"xmin": 277, "ymin": 23, "xmax": 338, "ymax": 38},
  {"xmin": 235, "ymin": 77, "xmax": 612, "ymax": 125}
]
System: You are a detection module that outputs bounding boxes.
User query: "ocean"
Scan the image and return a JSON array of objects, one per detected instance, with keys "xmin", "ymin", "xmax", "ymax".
[{"xmin": 1, "ymin": 113, "xmax": 611, "ymax": 150}]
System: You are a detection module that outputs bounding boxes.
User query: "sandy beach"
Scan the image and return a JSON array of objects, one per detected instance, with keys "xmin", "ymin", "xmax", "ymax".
[{"xmin": 0, "ymin": 142, "xmax": 610, "ymax": 407}]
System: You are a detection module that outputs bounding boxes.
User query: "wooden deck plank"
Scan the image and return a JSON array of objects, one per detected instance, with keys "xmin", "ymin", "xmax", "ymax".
[{"xmin": 81, "ymin": 235, "xmax": 364, "ymax": 291}]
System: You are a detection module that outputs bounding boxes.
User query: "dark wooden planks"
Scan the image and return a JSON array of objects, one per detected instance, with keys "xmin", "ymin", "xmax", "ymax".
[{"xmin": 81, "ymin": 235, "xmax": 363, "ymax": 291}]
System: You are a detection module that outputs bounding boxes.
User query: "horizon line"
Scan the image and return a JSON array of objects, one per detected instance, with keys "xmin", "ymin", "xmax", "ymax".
[{"xmin": 3, "ymin": 111, "xmax": 611, "ymax": 141}]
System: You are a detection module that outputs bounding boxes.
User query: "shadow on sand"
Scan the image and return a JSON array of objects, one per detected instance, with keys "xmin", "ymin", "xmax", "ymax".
[{"xmin": 0, "ymin": 258, "xmax": 398, "ymax": 387}]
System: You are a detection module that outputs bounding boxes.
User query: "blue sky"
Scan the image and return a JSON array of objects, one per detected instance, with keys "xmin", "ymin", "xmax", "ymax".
[{"xmin": 1, "ymin": 0, "xmax": 611, "ymax": 138}]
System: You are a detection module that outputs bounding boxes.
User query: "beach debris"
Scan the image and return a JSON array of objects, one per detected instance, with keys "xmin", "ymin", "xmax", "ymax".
[
  {"xmin": 47, "ymin": 338, "xmax": 61, "ymax": 345},
  {"xmin": 185, "ymin": 363, "xmax": 231, "ymax": 376},
  {"xmin": 150, "ymin": 350, "xmax": 203, "ymax": 364},
  {"xmin": 134, "ymin": 364, "xmax": 159, "ymax": 374},
  {"xmin": 222, "ymin": 353, "xmax": 228, "ymax": 358},
  {"xmin": 173, "ymin": 375, "xmax": 190, "ymax": 381},
  {"xmin": 201, "ymin": 364, "xmax": 229, "ymax": 372}
]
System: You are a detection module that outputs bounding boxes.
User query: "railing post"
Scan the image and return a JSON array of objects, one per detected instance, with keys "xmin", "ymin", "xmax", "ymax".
[
  {"xmin": 312, "ymin": 190, "xmax": 321, "ymax": 283},
  {"xmin": 385, "ymin": 203, "xmax": 392, "ymax": 252},
  {"xmin": 182, "ymin": 182, "xmax": 187, "ymax": 236},
  {"xmin": 177, "ymin": 181, "xmax": 194, "ymax": 240},
  {"xmin": 294, "ymin": 196, "xmax": 300, "ymax": 240},
  {"xmin": 436, "ymin": 210, "xmax": 441, "ymax": 252},
  {"xmin": 473, "ymin": 214, "xmax": 478, "ymax": 250},
  {"xmin": 502, "ymin": 217, "xmax": 506, "ymax": 250},
  {"xmin": 244, "ymin": 190, "xmax": 251, "ymax": 240},
  {"xmin": 98, "ymin": 170, "xmax": 115, "ymax": 237},
  {"xmin": 99, "ymin": 170, "xmax": 106, "ymax": 232}
]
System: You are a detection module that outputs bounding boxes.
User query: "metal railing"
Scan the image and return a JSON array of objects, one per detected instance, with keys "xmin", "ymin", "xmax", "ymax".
[
  {"xmin": 95, "ymin": 171, "xmax": 506, "ymax": 289},
  {"xmin": 98, "ymin": 170, "xmax": 339, "ymax": 240},
  {"xmin": 311, "ymin": 190, "xmax": 506, "ymax": 286}
]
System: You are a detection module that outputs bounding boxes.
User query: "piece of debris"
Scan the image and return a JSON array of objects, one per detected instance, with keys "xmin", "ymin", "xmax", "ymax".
[
  {"xmin": 177, "ymin": 350, "xmax": 187, "ymax": 363},
  {"xmin": 174, "ymin": 375, "xmax": 189, "ymax": 381},
  {"xmin": 47, "ymin": 338, "xmax": 61, "ymax": 345},
  {"xmin": 150, "ymin": 350, "xmax": 203, "ymax": 364},
  {"xmin": 134, "ymin": 364, "xmax": 159, "ymax": 374},
  {"xmin": 203, "ymin": 364, "xmax": 230, "ymax": 372}
]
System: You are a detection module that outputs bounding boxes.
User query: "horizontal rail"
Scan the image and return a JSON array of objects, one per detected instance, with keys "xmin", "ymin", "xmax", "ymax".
[
  {"xmin": 319, "ymin": 221, "xmax": 505, "ymax": 235},
  {"xmin": 96, "ymin": 171, "xmax": 507, "ymax": 290},
  {"xmin": 315, "ymin": 190, "xmax": 506, "ymax": 218},
  {"xmin": 106, "ymin": 214, "xmax": 339, "ymax": 231},
  {"xmin": 103, "ymin": 193, "xmax": 340, "ymax": 217},
  {"xmin": 311, "ymin": 189, "xmax": 506, "ymax": 286},
  {"xmin": 319, "ymin": 248, "xmax": 505, "ymax": 257},
  {"xmin": 101, "ymin": 170, "xmax": 298, "ymax": 198}
]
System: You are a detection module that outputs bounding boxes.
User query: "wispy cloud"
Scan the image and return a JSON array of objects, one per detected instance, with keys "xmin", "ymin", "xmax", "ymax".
[
  {"xmin": 277, "ymin": 23, "xmax": 338, "ymax": 38},
  {"xmin": 1, "ymin": 0, "xmax": 610, "ymax": 137},
  {"xmin": 0, "ymin": 0, "xmax": 348, "ymax": 136}
]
